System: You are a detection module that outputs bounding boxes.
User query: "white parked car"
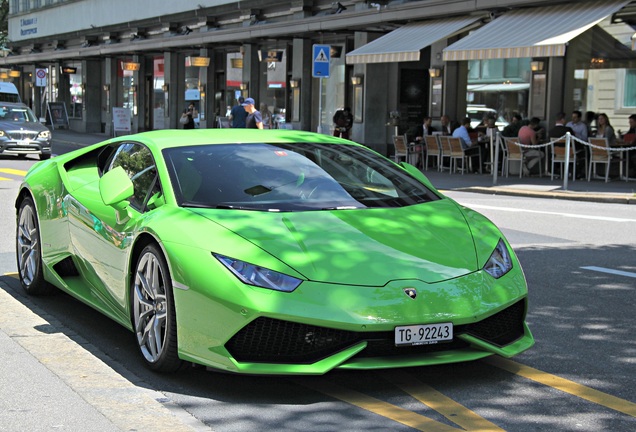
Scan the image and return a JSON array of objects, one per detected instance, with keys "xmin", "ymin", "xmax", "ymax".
[{"xmin": 466, "ymin": 105, "xmax": 509, "ymax": 131}]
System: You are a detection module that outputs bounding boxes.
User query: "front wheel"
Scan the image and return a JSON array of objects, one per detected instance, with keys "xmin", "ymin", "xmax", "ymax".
[
  {"xmin": 131, "ymin": 244, "xmax": 182, "ymax": 372},
  {"xmin": 16, "ymin": 196, "xmax": 54, "ymax": 295}
]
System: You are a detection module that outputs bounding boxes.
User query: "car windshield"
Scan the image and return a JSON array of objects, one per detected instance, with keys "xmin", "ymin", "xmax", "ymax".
[
  {"xmin": 0, "ymin": 105, "xmax": 38, "ymax": 122},
  {"xmin": 163, "ymin": 142, "xmax": 440, "ymax": 211}
]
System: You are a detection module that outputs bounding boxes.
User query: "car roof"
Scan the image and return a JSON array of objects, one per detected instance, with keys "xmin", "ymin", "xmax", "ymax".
[{"xmin": 119, "ymin": 129, "xmax": 356, "ymax": 151}]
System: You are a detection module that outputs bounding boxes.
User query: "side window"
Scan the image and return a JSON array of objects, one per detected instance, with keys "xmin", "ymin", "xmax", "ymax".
[{"xmin": 108, "ymin": 143, "xmax": 158, "ymax": 211}]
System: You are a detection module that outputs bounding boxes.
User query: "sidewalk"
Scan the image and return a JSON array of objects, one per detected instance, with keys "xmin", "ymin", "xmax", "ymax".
[{"xmin": 51, "ymin": 129, "xmax": 636, "ymax": 205}]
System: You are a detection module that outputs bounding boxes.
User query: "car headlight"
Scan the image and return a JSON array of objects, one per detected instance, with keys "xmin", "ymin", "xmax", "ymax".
[
  {"xmin": 38, "ymin": 130, "xmax": 50, "ymax": 139},
  {"xmin": 0, "ymin": 130, "xmax": 5, "ymax": 137},
  {"xmin": 214, "ymin": 254, "xmax": 302, "ymax": 292},
  {"xmin": 483, "ymin": 239, "xmax": 513, "ymax": 279}
]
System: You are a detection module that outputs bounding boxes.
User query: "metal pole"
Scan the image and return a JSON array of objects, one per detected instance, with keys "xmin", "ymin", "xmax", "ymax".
[
  {"xmin": 317, "ymin": 77, "xmax": 323, "ymax": 134},
  {"xmin": 492, "ymin": 132, "xmax": 500, "ymax": 185},
  {"xmin": 563, "ymin": 132, "xmax": 571, "ymax": 191}
]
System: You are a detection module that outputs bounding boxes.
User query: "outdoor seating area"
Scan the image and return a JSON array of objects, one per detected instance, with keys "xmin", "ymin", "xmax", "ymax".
[{"xmin": 393, "ymin": 131, "xmax": 636, "ymax": 185}]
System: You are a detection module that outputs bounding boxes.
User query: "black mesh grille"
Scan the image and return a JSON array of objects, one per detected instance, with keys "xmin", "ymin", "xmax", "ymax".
[
  {"xmin": 225, "ymin": 317, "xmax": 360, "ymax": 364},
  {"xmin": 460, "ymin": 299, "xmax": 526, "ymax": 346},
  {"xmin": 225, "ymin": 299, "xmax": 527, "ymax": 364}
]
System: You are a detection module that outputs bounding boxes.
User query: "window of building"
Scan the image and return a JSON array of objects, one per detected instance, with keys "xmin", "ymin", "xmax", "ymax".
[
  {"xmin": 118, "ymin": 59, "xmax": 137, "ymax": 118},
  {"xmin": 320, "ymin": 44, "xmax": 345, "ymax": 133},
  {"xmin": 226, "ymin": 52, "xmax": 243, "ymax": 112},
  {"xmin": 152, "ymin": 57, "xmax": 166, "ymax": 129},
  {"xmin": 624, "ymin": 69, "xmax": 636, "ymax": 107},
  {"xmin": 259, "ymin": 48, "xmax": 287, "ymax": 128},
  {"xmin": 184, "ymin": 57, "xmax": 202, "ymax": 127},
  {"xmin": 466, "ymin": 58, "xmax": 532, "ymax": 122},
  {"xmin": 66, "ymin": 62, "xmax": 83, "ymax": 119}
]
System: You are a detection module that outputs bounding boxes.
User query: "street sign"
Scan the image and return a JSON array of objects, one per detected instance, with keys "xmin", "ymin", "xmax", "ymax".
[
  {"xmin": 312, "ymin": 44, "xmax": 330, "ymax": 78},
  {"xmin": 35, "ymin": 68, "xmax": 47, "ymax": 87}
]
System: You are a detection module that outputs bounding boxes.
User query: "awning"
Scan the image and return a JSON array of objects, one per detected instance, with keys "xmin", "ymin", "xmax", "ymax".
[
  {"xmin": 443, "ymin": 0, "xmax": 631, "ymax": 61},
  {"xmin": 467, "ymin": 83, "xmax": 530, "ymax": 92},
  {"xmin": 346, "ymin": 16, "xmax": 480, "ymax": 65}
]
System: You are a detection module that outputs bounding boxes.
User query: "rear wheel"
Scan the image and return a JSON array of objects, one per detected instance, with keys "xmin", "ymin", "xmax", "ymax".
[
  {"xmin": 131, "ymin": 244, "xmax": 182, "ymax": 372},
  {"xmin": 16, "ymin": 196, "xmax": 54, "ymax": 295}
]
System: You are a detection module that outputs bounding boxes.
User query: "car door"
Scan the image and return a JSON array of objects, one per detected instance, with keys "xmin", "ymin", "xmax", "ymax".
[{"xmin": 66, "ymin": 142, "xmax": 160, "ymax": 320}]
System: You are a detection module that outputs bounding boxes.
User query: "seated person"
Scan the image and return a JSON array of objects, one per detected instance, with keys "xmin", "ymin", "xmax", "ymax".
[
  {"xmin": 517, "ymin": 117, "xmax": 544, "ymax": 174},
  {"xmin": 453, "ymin": 117, "xmax": 482, "ymax": 172}
]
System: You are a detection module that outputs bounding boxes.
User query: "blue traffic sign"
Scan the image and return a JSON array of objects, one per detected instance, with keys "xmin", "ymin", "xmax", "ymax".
[{"xmin": 312, "ymin": 44, "xmax": 330, "ymax": 78}]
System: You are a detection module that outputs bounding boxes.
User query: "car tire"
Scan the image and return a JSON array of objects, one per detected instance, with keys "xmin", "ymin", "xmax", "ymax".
[
  {"xmin": 39, "ymin": 153, "xmax": 51, "ymax": 160},
  {"xmin": 16, "ymin": 196, "xmax": 55, "ymax": 295},
  {"xmin": 131, "ymin": 243, "xmax": 182, "ymax": 372}
]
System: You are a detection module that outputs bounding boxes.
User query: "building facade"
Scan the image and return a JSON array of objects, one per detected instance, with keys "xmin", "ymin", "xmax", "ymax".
[{"xmin": 2, "ymin": 0, "xmax": 635, "ymax": 155}]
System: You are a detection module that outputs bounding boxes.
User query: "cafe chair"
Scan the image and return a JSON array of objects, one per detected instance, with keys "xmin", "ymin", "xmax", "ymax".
[
  {"xmin": 550, "ymin": 137, "xmax": 577, "ymax": 181},
  {"xmin": 424, "ymin": 135, "xmax": 441, "ymax": 170},
  {"xmin": 446, "ymin": 136, "xmax": 469, "ymax": 174},
  {"xmin": 392, "ymin": 134, "xmax": 409, "ymax": 163},
  {"xmin": 587, "ymin": 137, "xmax": 614, "ymax": 182},
  {"xmin": 438, "ymin": 135, "xmax": 452, "ymax": 172},
  {"xmin": 502, "ymin": 137, "xmax": 526, "ymax": 178}
]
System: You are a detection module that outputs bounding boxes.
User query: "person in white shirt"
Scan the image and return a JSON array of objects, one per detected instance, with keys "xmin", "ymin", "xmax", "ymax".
[{"xmin": 566, "ymin": 110, "xmax": 588, "ymax": 142}]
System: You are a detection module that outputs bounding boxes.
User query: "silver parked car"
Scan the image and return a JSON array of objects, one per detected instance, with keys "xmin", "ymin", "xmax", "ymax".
[{"xmin": 0, "ymin": 103, "xmax": 52, "ymax": 160}]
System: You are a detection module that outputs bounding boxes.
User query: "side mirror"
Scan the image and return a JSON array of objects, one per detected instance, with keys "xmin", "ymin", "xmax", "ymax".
[{"xmin": 99, "ymin": 166, "xmax": 134, "ymax": 210}]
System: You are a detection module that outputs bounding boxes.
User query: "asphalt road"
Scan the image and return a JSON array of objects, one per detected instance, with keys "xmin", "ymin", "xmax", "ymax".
[{"xmin": 1, "ymin": 150, "xmax": 635, "ymax": 431}]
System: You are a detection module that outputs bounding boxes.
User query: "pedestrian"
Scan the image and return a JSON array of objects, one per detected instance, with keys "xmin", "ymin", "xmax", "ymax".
[
  {"xmin": 229, "ymin": 96, "xmax": 247, "ymax": 128},
  {"xmin": 179, "ymin": 103, "xmax": 197, "ymax": 129},
  {"xmin": 243, "ymin": 97, "xmax": 263, "ymax": 129},
  {"xmin": 332, "ymin": 107, "xmax": 353, "ymax": 139},
  {"xmin": 260, "ymin": 102, "xmax": 273, "ymax": 129}
]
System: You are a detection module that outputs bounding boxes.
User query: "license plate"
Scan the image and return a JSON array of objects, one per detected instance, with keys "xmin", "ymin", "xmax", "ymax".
[
  {"xmin": 17, "ymin": 140, "xmax": 32, "ymax": 146},
  {"xmin": 395, "ymin": 323, "xmax": 453, "ymax": 346}
]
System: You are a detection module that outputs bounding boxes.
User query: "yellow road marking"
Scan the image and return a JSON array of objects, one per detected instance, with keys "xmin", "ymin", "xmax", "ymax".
[
  {"xmin": 297, "ymin": 378, "xmax": 461, "ymax": 432},
  {"xmin": 4, "ymin": 272, "xmax": 19, "ymax": 279},
  {"xmin": 0, "ymin": 176, "xmax": 11, "ymax": 181},
  {"xmin": 485, "ymin": 356, "xmax": 636, "ymax": 418},
  {"xmin": 381, "ymin": 369, "xmax": 505, "ymax": 431},
  {"xmin": 0, "ymin": 168, "xmax": 27, "ymax": 176}
]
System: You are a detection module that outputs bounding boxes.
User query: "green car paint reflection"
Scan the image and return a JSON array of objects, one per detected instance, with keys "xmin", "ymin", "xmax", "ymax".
[{"xmin": 15, "ymin": 129, "xmax": 533, "ymax": 374}]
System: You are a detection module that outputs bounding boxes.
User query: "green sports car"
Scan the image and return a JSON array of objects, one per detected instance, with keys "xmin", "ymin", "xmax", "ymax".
[{"xmin": 15, "ymin": 129, "xmax": 534, "ymax": 374}]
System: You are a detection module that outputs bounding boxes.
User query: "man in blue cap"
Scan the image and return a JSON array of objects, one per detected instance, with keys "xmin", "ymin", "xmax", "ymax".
[
  {"xmin": 243, "ymin": 97, "xmax": 263, "ymax": 129},
  {"xmin": 229, "ymin": 96, "xmax": 247, "ymax": 128}
]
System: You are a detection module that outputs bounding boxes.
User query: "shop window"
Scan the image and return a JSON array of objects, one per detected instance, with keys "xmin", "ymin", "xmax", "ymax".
[
  {"xmin": 226, "ymin": 52, "xmax": 243, "ymax": 110},
  {"xmin": 118, "ymin": 59, "xmax": 138, "ymax": 118},
  {"xmin": 260, "ymin": 48, "xmax": 287, "ymax": 128},
  {"xmin": 184, "ymin": 57, "xmax": 202, "ymax": 127},
  {"xmin": 67, "ymin": 63, "xmax": 83, "ymax": 119},
  {"xmin": 152, "ymin": 57, "xmax": 166, "ymax": 129},
  {"xmin": 468, "ymin": 60, "xmax": 481, "ymax": 80}
]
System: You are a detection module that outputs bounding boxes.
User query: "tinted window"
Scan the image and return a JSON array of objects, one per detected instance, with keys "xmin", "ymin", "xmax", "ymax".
[{"xmin": 163, "ymin": 142, "xmax": 440, "ymax": 212}]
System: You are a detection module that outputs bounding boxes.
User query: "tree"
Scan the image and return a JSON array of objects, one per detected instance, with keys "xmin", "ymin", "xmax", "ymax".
[{"xmin": 0, "ymin": 0, "xmax": 8, "ymax": 48}]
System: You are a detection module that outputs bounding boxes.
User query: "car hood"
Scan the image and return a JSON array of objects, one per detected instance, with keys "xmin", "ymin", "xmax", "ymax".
[
  {"xmin": 192, "ymin": 199, "xmax": 479, "ymax": 285},
  {"xmin": 0, "ymin": 120, "xmax": 48, "ymax": 133}
]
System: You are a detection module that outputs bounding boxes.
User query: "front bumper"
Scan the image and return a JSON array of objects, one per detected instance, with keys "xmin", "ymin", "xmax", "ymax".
[
  {"xmin": 0, "ymin": 139, "xmax": 52, "ymax": 156},
  {"xmin": 173, "ymin": 258, "xmax": 534, "ymax": 374}
]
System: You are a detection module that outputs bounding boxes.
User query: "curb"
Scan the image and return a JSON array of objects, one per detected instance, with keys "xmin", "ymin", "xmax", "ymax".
[{"xmin": 457, "ymin": 186, "xmax": 636, "ymax": 205}]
